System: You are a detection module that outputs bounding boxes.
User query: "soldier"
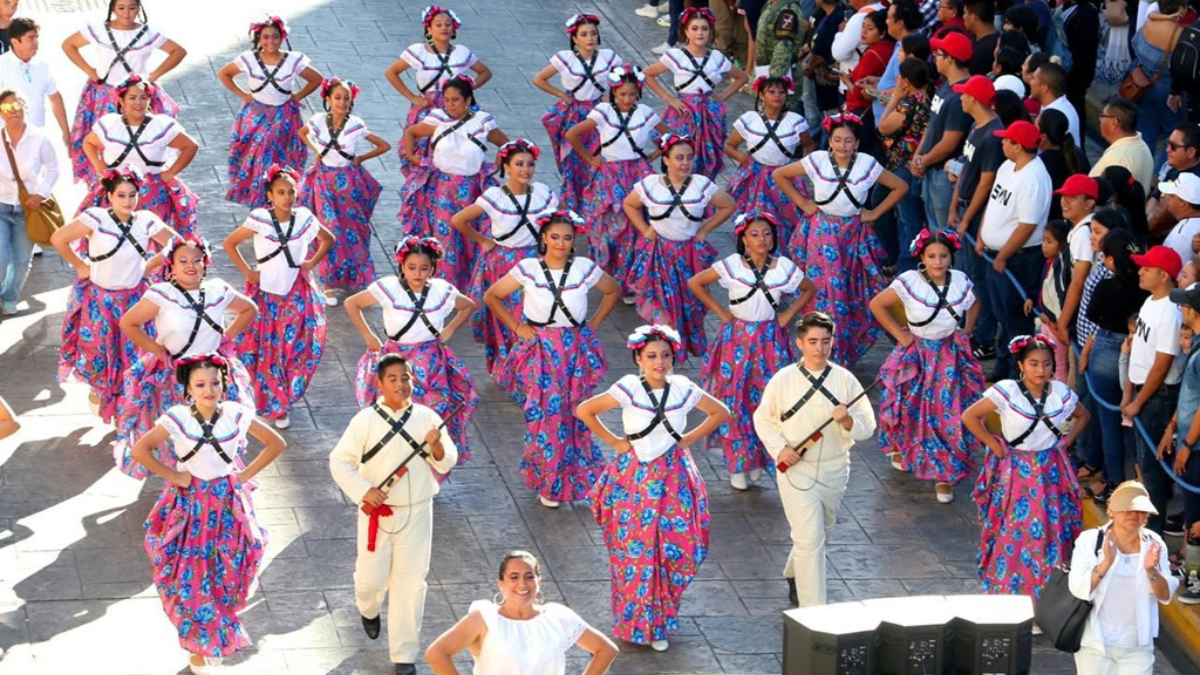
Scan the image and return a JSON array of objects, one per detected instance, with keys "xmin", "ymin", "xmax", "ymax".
[{"xmin": 755, "ymin": 0, "xmax": 808, "ymax": 113}]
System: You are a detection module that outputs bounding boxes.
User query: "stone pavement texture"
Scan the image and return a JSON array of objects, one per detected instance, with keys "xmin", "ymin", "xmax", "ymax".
[{"xmin": 0, "ymin": 0, "xmax": 1189, "ymax": 674}]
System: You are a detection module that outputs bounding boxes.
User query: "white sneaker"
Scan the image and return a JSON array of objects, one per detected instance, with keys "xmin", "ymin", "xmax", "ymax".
[
  {"xmin": 651, "ymin": 42, "xmax": 670, "ymax": 56},
  {"xmin": 274, "ymin": 414, "xmax": 291, "ymax": 430},
  {"xmin": 538, "ymin": 495, "xmax": 560, "ymax": 509},
  {"xmin": 730, "ymin": 472, "xmax": 749, "ymax": 491},
  {"xmin": 748, "ymin": 467, "xmax": 763, "ymax": 482},
  {"xmin": 324, "ymin": 293, "xmax": 338, "ymax": 307},
  {"xmin": 656, "ymin": 15, "xmax": 671, "ymax": 27},
  {"xmin": 635, "ymin": 3, "xmax": 665, "ymax": 18},
  {"xmin": 622, "ymin": 294, "xmax": 636, "ymax": 305},
  {"xmin": 650, "ymin": 639, "xmax": 669, "ymax": 652},
  {"xmin": 935, "ymin": 483, "xmax": 954, "ymax": 504},
  {"xmin": 87, "ymin": 392, "xmax": 101, "ymax": 416}
]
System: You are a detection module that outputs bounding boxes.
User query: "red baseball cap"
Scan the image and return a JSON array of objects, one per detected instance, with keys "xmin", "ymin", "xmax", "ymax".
[
  {"xmin": 952, "ymin": 75, "xmax": 996, "ymax": 106},
  {"xmin": 1053, "ymin": 174, "xmax": 1099, "ymax": 200},
  {"xmin": 931, "ymin": 32, "xmax": 972, "ymax": 62},
  {"xmin": 993, "ymin": 120, "xmax": 1040, "ymax": 151},
  {"xmin": 1131, "ymin": 245, "xmax": 1183, "ymax": 278}
]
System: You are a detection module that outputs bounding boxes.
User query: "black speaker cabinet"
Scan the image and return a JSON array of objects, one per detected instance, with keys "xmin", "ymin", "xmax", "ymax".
[
  {"xmin": 862, "ymin": 596, "xmax": 956, "ymax": 675},
  {"xmin": 945, "ymin": 594, "xmax": 1034, "ymax": 675},
  {"xmin": 783, "ymin": 601, "xmax": 882, "ymax": 675}
]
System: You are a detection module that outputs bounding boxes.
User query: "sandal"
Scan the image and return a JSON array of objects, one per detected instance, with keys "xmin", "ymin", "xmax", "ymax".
[{"xmin": 1076, "ymin": 465, "xmax": 1102, "ymax": 482}]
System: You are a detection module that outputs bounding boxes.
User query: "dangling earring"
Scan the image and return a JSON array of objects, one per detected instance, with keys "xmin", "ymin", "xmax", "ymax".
[
  {"xmin": 424, "ymin": 30, "xmax": 433, "ymax": 42},
  {"xmin": 493, "ymin": 592, "xmax": 505, "ymax": 606},
  {"xmin": 185, "ymin": 394, "xmax": 195, "ymax": 405}
]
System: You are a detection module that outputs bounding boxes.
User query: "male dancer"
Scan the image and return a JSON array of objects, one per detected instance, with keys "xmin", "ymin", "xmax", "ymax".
[
  {"xmin": 753, "ymin": 312, "xmax": 876, "ymax": 607},
  {"xmin": 329, "ymin": 354, "xmax": 457, "ymax": 675}
]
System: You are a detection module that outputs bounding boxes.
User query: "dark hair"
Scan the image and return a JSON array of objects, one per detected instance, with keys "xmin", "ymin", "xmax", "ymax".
[
  {"xmin": 1034, "ymin": 62, "xmax": 1067, "ymax": 96},
  {"xmin": 796, "ymin": 311, "xmax": 835, "ymax": 337},
  {"xmin": 424, "ymin": 8, "xmax": 459, "ymax": 41},
  {"xmin": 914, "ymin": 230, "xmax": 959, "ymax": 262},
  {"xmin": 568, "ymin": 16, "xmax": 601, "ymax": 51},
  {"xmin": 677, "ymin": 9, "xmax": 714, "ymax": 45},
  {"xmin": 1101, "ymin": 228, "xmax": 1142, "ymax": 281},
  {"xmin": 963, "ymin": 0, "xmax": 994, "ymax": 22},
  {"xmin": 102, "ymin": 172, "xmax": 141, "ymax": 195},
  {"xmin": 736, "ymin": 216, "xmax": 779, "ymax": 256},
  {"xmin": 900, "ymin": 33, "xmax": 931, "ymax": 61},
  {"xmin": 1103, "ymin": 97, "xmax": 1138, "ymax": 133},
  {"xmin": 9, "ymin": 17, "xmax": 38, "ymax": 41},
  {"xmin": 1043, "ymin": 218, "xmax": 1070, "ymax": 247},
  {"xmin": 994, "ymin": 89, "xmax": 1029, "ymax": 126},
  {"xmin": 1090, "ymin": 207, "xmax": 1131, "ymax": 236},
  {"xmin": 994, "ymin": 46, "xmax": 1025, "ymax": 77},
  {"xmin": 753, "ymin": 76, "xmax": 793, "ymax": 113},
  {"xmin": 1036, "ymin": 109, "xmax": 1076, "ymax": 167},
  {"xmin": 265, "ymin": 170, "xmax": 298, "ymax": 195},
  {"xmin": 443, "ymin": 77, "xmax": 476, "ymax": 108},
  {"xmin": 899, "ymin": 57, "xmax": 932, "ymax": 94},
  {"xmin": 498, "ymin": 550, "xmax": 542, "ymax": 579},
  {"xmin": 375, "ymin": 354, "xmax": 408, "ymax": 378},
  {"xmin": 997, "ymin": 30, "xmax": 1031, "ymax": 59},
  {"xmin": 941, "ymin": 0, "xmax": 965, "ymax": 18},
  {"xmin": 1174, "ymin": 122, "xmax": 1200, "ymax": 151},
  {"xmin": 322, "ymin": 79, "xmax": 356, "ymax": 113},
  {"xmin": 826, "ymin": 117, "xmax": 862, "ymax": 140},
  {"xmin": 1099, "ymin": 166, "xmax": 1149, "ymax": 240},
  {"xmin": 106, "ymin": 0, "xmax": 146, "ymax": 24},
  {"xmin": 0, "ymin": 88, "xmax": 18, "ymax": 104},
  {"xmin": 251, "ymin": 19, "xmax": 288, "ymax": 51},
  {"xmin": 607, "ymin": 74, "xmax": 644, "ymax": 105},
  {"xmin": 1159, "ymin": 0, "xmax": 1187, "ymax": 14},
  {"xmin": 1002, "ymin": 6, "xmax": 1038, "ymax": 40},
  {"xmin": 865, "ymin": 9, "xmax": 891, "ymax": 38},
  {"xmin": 658, "ymin": 136, "xmax": 695, "ymax": 174},
  {"xmin": 537, "ymin": 213, "xmax": 579, "ymax": 256},
  {"xmin": 1013, "ymin": 335, "xmax": 1057, "ymax": 370},
  {"xmin": 398, "ymin": 240, "xmax": 443, "ymax": 268},
  {"xmin": 1024, "ymin": 50, "xmax": 1053, "ymax": 74},
  {"xmin": 176, "ymin": 355, "xmax": 229, "ymax": 390},
  {"xmin": 890, "ymin": 0, "xmax": 923, "ymax": 31}
]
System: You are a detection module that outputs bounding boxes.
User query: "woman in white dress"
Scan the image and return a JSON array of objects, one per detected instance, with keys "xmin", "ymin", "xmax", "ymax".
[{"xmin": 425, "ymin": 551, "xmax": 618, "ymax": 675}]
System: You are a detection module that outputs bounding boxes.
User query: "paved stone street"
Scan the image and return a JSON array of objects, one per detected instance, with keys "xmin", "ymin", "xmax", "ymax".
[{"xmin": 0, "ymin": 0, "xmax": 1189, "ymax": 673}]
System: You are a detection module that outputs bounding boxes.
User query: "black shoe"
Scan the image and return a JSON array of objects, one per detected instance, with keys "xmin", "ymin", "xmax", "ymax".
[
  {"xmin": 971, "ymin": 340, "xmax": 997, "ymax": 361},
  {"xmin": 1166, "ymin": 513, "xmax": 1186, "ymax": 537},
  {"xmin": 362, "ymin": 614, "xmax": 381, "ymax": 640},
  {"xmin": 394, "ymin": 664, "xmax": 417, "ymax": 675},
  {"xmin": 786, "ymin": 577, "xmax": 798, "ymax": 607},
  {"xmin": 1091, "ymin": 483, "xmax": 1117, "ymax": 505}
]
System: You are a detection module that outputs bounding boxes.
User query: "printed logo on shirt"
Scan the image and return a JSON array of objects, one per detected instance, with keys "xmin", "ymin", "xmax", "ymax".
[
  {"xmin": 1136, "ymin": 316, "xmax": 1152, "ymax": 342},
  {"xmin": 989, "ymin": 182, "xmax": 1013, "ymax": 207},
  {"xmin": 963, "ymin": 139, "xmax": 977, "ymax": 162},
  {"xmin": 931, "ymin": 94, "xmax": 945, "ymax": 114}
]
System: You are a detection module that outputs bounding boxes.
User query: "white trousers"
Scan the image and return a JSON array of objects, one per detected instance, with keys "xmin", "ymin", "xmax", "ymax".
[
  {"xmin": 1074, "ymin": 643, "xmax": 1155, "ymax": 675},
  {"xmin": 354, "ymin": 499, "xmax": 433, "ymax": 664},
  {"xmin": 776, "ymin": 460, "xmax": 848, "ymax": 607}
]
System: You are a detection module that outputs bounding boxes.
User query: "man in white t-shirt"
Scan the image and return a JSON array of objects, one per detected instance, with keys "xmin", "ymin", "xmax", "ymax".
[
  {"xmin": 1053, "ymin": 174, "xmax": 1097, "ymax": 345},
  {"xmin": 0, "ymin": 17, "xmax": 67, "ymax": 147},
  {"xmin": 1030, "ymin": 63, "xmax": 1081, "ymax": 149},
  {"xmin": 1125, "ymin": 245, "xmax": 1185, "ymax": 535},
  {"xmin": 977, "ymin": 119, "xmax": 1052, "ymax": 379},
  {"xmin": 1159, "ymin": 173, "xmax": 1200, "ymax": 270}
]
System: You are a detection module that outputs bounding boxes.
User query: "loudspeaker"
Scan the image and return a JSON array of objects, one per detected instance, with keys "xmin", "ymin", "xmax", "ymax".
[
  {"xmin": 862, "ymin": 596, "xmax": 955, "ymax": 675},
  {"xmin": 945, "ymin": 594, "xmax": 1034, "ymax": 675},
  {"xmin": 783, "ymin": 601, "xmax": 882, "ymax": 675}
]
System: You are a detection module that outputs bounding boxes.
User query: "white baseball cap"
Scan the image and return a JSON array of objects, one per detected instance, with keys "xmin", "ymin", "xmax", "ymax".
[
  {"xmin": 1159, "ymin": 172, "xmax": 1200, "ymax": 205},
  {"xmin": 993, "ymin": 74, "xmax": 1025, "ymax": 97}
]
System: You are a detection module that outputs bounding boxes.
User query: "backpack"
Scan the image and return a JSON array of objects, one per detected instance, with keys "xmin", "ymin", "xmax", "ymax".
[{"xmin": 1170, "ymin": 23, "xmax": 1200, "ymax": 95}]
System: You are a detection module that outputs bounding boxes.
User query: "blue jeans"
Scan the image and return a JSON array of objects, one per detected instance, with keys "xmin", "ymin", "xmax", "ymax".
[
  {"xmin": 922, "ymin": 167, "xmax": 953, "ymax": 233},
  {"xmin": 1133, "ymin": 382, "xmax": 1180, "ymax": 536},
  {"xmin": 1137, "ymin": 79, "xmax": 1184, "ymax": 168},
  {"xmin": 667, "ymin": 0, "xmax": 686, "ymax": 46},
  {"xmin": 0, "ymin": 202, "xmax": 31, "ymax": 305},
  {"xmin": 1086, "ymin": 330, "xmax": 1128, "ymax": 483},
  {"xmin": 985, "ymin": 246, "xmax": 1042, "ymax": 380},
  {"xmin": 954, "ymin": 206, "xmax": 996, "ymax": 346},
  {"xmin": 884, "ymin": 165, "xmax": 925, "ymax": 273}
]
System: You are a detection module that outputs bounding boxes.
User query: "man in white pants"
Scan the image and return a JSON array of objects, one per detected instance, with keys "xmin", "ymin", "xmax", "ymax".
[
  {"xmin": 330, "ymin": 354, "xmax": 456, "ymax": 675},
  {"xmin": 753, "ymin": 312, "xmax": 876, "ymax": 608}
]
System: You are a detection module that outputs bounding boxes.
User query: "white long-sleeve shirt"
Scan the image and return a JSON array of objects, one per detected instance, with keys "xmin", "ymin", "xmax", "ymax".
[
  {"xmin": 831, "ymin": 3, "xmax": 884, "ymax": 81},
  {"xmin": 752, "ymin": 362, "xmax": 876, "ymax": 467},
  {"xmin": 329, "ymin": 400, "xmax": 457, "ymax": 507},
  {"xmin": 0, "ymin": 125, "xmax": 59, "ymax": 204}
]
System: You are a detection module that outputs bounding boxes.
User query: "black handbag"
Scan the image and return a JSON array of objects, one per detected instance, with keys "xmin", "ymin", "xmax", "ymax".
[{"xmin": 1035, "ymin": 525, "xmax": 1106, "ymax": 653}]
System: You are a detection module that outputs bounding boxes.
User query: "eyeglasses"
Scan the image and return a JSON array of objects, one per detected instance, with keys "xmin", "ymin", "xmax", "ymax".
[
  {"xmin": 1098, "ymin": 114, "xmax": 1115, "ymax": 120},
  {"xmin": 1167, "ymin": 141, "xmax": 1188, "ymax": 151},
  {"xmin": 933, "ymin": 51, "xmax": 947, "ymax": 59},
  {"xmin": 0, "ymin": 102, "xmax": 24, "ymax": 113}
]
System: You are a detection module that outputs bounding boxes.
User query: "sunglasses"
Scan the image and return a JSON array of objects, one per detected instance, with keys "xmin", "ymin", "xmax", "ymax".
[
  {"xmin": 1167, "ymin": 141, "xmax": 1190, "ymax": 151},
  {"xmin": 0, "ymin": 102, "xmax": 24, "ymax": 113}
]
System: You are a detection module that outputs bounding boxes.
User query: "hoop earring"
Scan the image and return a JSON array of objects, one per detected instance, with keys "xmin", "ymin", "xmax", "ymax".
[
  {"xmin": 185, "ymin": 394, "xmax": 195, "ymax": 405},
  {"xmin": 424, "ymin": 30, "xmax": 433, "ymax": 42},
  {"xmin": 493, "ymin": 592, "xmax": 505, "ymax": 606}
]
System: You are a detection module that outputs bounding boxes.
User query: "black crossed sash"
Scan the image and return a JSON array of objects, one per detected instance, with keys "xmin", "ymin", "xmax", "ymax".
[
  {"xmin": 417, "ymin": 44, "xmax": 453, "ymax": 94},
  {"xmin": 780, "ymin": 366, "xmax": 839, "ymax": 423},
  {"xmin": 626, "ymin": 376, "xmax": 683, "ymax": 441},
  {"xmin": 1005, "ymin": 381, "xmax": 1064, "ymax": 449},
  {"xmin": 176, "ymin": 404, "xmax": 234, "ymax": 464},
  {"xmin": 597, "ymin": 108, "xmax": 649, "ymax": 160},
  {"xmin": 249, "ymin": 51, "xmax": 292, "ymax": 95},
  {"xmin": 101, "ymin": 24, "xmax": 149, "ymax": 84},
  {"xmin": 566, "ymin": 51, "xmax": 604, "ymax": 98},
  {"xmin": 525, "ymin": 258, "xmax": 583, "ymax": 327},
  {"xmin": 813, "ymin": 160, "xmax": 863, "ymax": 210},
  {"xmin": 492, "ymin": 186, "xmax": 538, "ymax": 243},
  {"xmin": 170, "ymin": 283, "xmax": 225, "ymax": 359},
  {"xmin": 88, "ymin": 210, "xmax": 149, "ymax": 262},
  {"xmin": 255, "ymin": 211, "xmax": 300, "ymax": 269},
  {"xmin": 647, "ymin": 176, "xmax": 704, "ymax": 223},
  {"xmin": 745, "ymin": 113, "xmax": 797, "ymax": 160},
  {"xmin": 906, "ymin": 271, "xmax": 963, "ymax": 328},
  {"xmin": 728, "ymin": 256, "xmax": 782, "ymax": 314},
  {"xmin": 387, "ymin": 282, "xmax": 442, "ymax": 341},
  {"xmin": 318, "ymin": 115, "xmax": 355, "ymax": 162},
  {"xmin": 430, "ymin": 112, "xmax": 487, "ymax": 154},
  {"xmin": 678, "ymin": 49, "xmax": 715, "ymax": 91},
  {"xmin": 108, "ymin": 116, "xmax": 165, "ymax": 169},
  {"xmin": 361, "ymin": 403, "xmax": 424, "ymax": 464}
]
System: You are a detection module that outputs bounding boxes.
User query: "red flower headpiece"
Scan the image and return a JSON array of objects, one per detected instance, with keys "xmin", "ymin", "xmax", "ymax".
[
  {"xmin": 164, "ymin": 236, "xmax": 212, "ymax": 267},
  {"xmin": 606, "ymin": 63, "xmax": 646, "ymax": 88},
  {"xmin": 422, "ymin": 5, "xmax": 462, "ymax": 30},
  {"xmin": 564, "ymin": 13, "xmax": 601, "ymax": 34},
  {"xmin": 1008, "ymin": 334, "xmax": 1057, "ymax": 355},
  {"xmin": 443, "ymin": 73, "xmax": 475, "ymax": 90},
  {"xmin": 101, "ymin": 166, "xmax": 143, "ymax": 188},
  {"xmin": 733, "ymin": 211, "xmax": 781, "ymax": 237},
  {"xmin": 394, "ymin": 236, "xmax": 444, "ymax": 263},
  {"xmin": 321, "ymin": 78, "xmax": 360, "ymax": 100},
  {"xmin": 680, "ymin": 7, "xmax": 716, "ymax": 27},
  {"xmin": 626, "ymin": 324, "xmax": 684, "ymax": 353},
  {"xmin": 175, "ymin": 352, "xmax": 229, "ymax": 370},
  {"xmin": 908, "ymin": 228, "xmax": 962, "ymax": 257},
  {"xmin": 115, "ymin": 74, "xmax": 157, "ymax": 103},
  {"xmin": 262, "ymin": 164, "xmax": 300, "ymax": 191},
  {"xmin": 249, "ymin": 15, "xmax": 289, "ymax": 41},
  {"xmin": 753, "ymin": 75, "xmax": 795, "ymax": 94},
  {"xmin": 823, "ymin": 112, "xmax": 863, "ymax": 132},
  {"xmin": 658, "ymin": 132, "xmax": 693, "ymax": 154},
  {"xmin": 497, "ymin": 138, "xmax": 540, "ymax": 164},
  {"xmin": 536, "ymin": 209, "xmax": 586, "ymax": 234}
]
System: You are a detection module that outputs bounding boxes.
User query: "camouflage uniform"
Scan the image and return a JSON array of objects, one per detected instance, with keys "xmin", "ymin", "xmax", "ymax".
[{"xmin": 754, "ymin": 0, "xmax": 807, "ymax": 113}]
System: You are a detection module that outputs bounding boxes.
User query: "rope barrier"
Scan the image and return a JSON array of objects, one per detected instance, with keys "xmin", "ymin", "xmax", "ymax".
[{"xmin": 961, "ymin": 231, "xmax": 1030, "ymax": 302}]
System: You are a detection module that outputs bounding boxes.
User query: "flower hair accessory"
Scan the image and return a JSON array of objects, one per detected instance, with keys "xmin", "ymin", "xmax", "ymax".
[
  {"xmin": 249, "ymin": 15, "xmax": 289, "ymax": 41},
  {"xmin": 564, "ymin": 13, "xmax": 600, "ymax": 33},
  {"xmin": 1008, "ymin": 334, "xmax": 1056, "ymax": 354},
  {"xmin": 606, "ymin": 63, "xmax": 646, "ymax": 87},
  {"xmin": 101, "ymin": 166, "xmax": 143, "ymax": 187},
  {"xmin": 823, "ymin": 112, "xmax": 863, "ymax": 132},
  {"xmin": 658, "ymin": 132, "xmax": 692, "ymax": 154},
  {"xmin": 262, "ymin": 164, "xmax": 300, "ymax": 190},
  {"xmin": 422, "ymin": 5, "xmax": 462, "ymax": 30},
  {"xmin": 443, "ymin": 73, "xmax": 475, "ymax": 90},
  {"xmin": 497, "ymin": 139, "xmax": 540, "ymax": 164},
  {"xmin": 680, "ymin": 6, "xmax": 716, "ymax": 26},
  {"xmin": 752, "ymin": 76, "xmax": 795, "ymax": 94},
  {"xmin": 175, "ymin": 352, "xmax": 228, "ymax": 370},
  {"xmin": 536, "ymin": 209, "xmax": 586, "ymax": 232},
  {"xmin": 321, "ymin": 78, "xmax": 360, "ymax": 100},
  {"xmin": 908, "ymin": 228, "xmax": 961, "ymax": 257},
  {"xmin": 626, "ymin": 324, "xmax": 684, "ymax": 353},
  {"xmin": 115, "ymin": 74, "xmax": 157, "ymax": 102},
  {"xmin": 164, "ymin": 236, "xmax": 213, "ymax": 267},
  {"xmin": 394, "ymin": 235, "xmax": 445, "ymax": 262},
  {"xmin": 733, "ymin": 212, "xmax": 780, "ymax": 237}
]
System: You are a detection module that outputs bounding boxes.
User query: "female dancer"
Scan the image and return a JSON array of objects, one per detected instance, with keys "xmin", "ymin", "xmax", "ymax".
[
  {"xmin": 623, "ymin": 134, "xmax": 736, "ymax": 361},
  {"xmin": 565, "ymin": 64, "xmax": 667, "ymax": 298},
  {"xmin": 344, "ymin": 236, "xmax": 478, "ymax": 467},
  {"xmin": 484, "ymin": 211, "xmax": 621, "ymax": 508},
  {"xmin": 400, "ymin": 76, "xmax": 508, "ymax": 291},
  {"xmin": 688, "ymin": 213, "xmax": 814, "ymax": 490},
  {"xmin": 115, "ymin": 237, "xmax": 257, "ymax": 479},
  {"xmin": 80, "ymin": 76, "xmax": 199, "ymax": 238},
  {"xmin": 450, "ymin": 139, "xmax": 557, "ymax": 375},
  {"xmin": 962, "ymin": 335, "xmax": 1089, "ymax": 598},
  {"xmin": 869, "ymin": 229, "xmax": 984, "ymax": 504},
  {"xmin": 774, "ymin": 114, "xmax": 908, "ymax": 367},
  {"xmin": 576, "ymin": 324, "xmax": 729, "ymax": 651},
  {"xmin": 532, "ymin": 13, "xmax": 621, "ymax": 212},
  {"xmin": 298, "ymin": 77, "xmax": 390, "ymax": 306},
  {"xmin": 62, "ymin": 0, "xmax": 185, "ymax": 184},
  {"xmin": 724, "ymin": 76, "xmax": 814, "ymax": 249},
  {"xmin": 224, "ymin": 166, "xmax": 333, "ymax": 429},
  {"xmin": 217, "ymin": 16, "xmax": 322, "ymax": 208},
  {"xmin": 52, "ymin": 169, "xmax": 178, "ymax": 421},
  {"xmin": 386, "ymin": 5, "xmax": 491, "ymax": 180},
  {"xmin": 132, "ymin": 353, "xmax": 284, "ymax": 673},
  {"xmin": 643, "ymin": 7, "xmax": 748, "ymax": 180}
]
